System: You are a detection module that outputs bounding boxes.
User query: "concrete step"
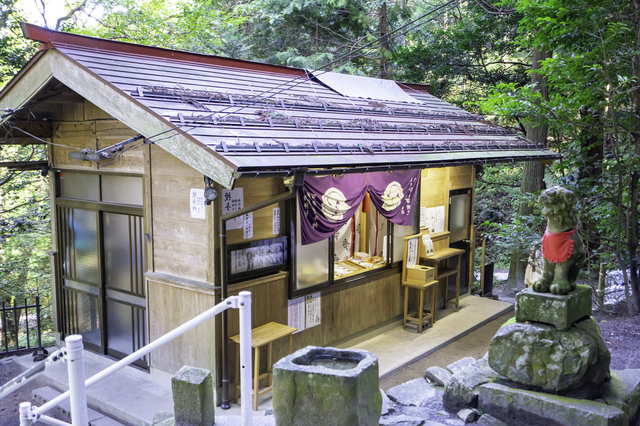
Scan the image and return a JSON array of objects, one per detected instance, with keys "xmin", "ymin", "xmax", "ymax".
[{"xmin": 32, "ymin": 386, "xmax": 125, "ymax": 426}]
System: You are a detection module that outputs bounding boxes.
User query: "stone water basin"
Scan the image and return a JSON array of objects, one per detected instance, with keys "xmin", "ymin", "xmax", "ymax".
[{"xmin": 272, "ymin": 346, "xmax": 382, "ymax": 426}]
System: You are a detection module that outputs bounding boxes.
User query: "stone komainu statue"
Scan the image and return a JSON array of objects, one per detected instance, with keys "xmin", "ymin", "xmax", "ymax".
[{"xmin": 533, "ymin": 186, "xmax": 586, "ymax": 295}]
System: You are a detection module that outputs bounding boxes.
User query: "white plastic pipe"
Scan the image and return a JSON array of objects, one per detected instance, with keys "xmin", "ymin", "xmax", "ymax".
[
  {"xmin": 65, "ymin": 335, "xmax": 88, "ymax": 426},
  {"xmin": 34, "ymin": 297, "xmax": 236, "ymax": 416},
  {"xmin": 238, "ymin": 291, "xmax": 253, "ymax": 426},
  {"xmin": 19, "ymin": 402, "xmax": 33, "ymax": 426}
]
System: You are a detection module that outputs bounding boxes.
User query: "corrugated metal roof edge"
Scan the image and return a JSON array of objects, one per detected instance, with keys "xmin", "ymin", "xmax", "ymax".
[{"xmin": 229, "ymin": 149, "xmax": 560, "ymax": 178}]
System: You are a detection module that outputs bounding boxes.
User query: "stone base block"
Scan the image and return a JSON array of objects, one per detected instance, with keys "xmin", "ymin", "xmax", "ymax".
[
  {"xmin": 171, "ymin": 366, "xmax": 214, "ymax": 426},
  {"xmin": 273, "ymin": 346, "xmax": 382, "ymax": 426},
  {"xmin": 516, "ymin": 284, "xmax": 592, "ymax": 330},
  {"xmin": 604, "ymin": 369, "xmax": 640, "ymax": 423},
  {"xmin": 488, "ymin": 317, "xmax": 610, "ymax": 396},
  {"xmin": 478, "ymin": 383, "xmax": 627, "ymax": 426}
]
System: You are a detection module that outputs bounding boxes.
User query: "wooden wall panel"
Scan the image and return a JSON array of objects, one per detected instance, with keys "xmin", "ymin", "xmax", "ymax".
[
  {"xmin": 96, "ymin": 121, "xmax": 143, "ymax": 172},
  {"xmin": 147, "ymin": 279, "xmax": 216, "ymax": 375},
  {"xmin": 225, "ymin": 178, "xmax": 286, "ymax": 245},
  {"xmin": 51, "ymin": 121, "xmax": 97, "ymax": 170},
  {"xmin": 50, "ymin": 102, "xmax": 143, "ymax": 173},
  {"xmin": 220, "ymin": 268, "xmax": 403, "ymax": 389},
  {"xmin": 449, "ymin": 165, "xmax": 474, "ymax": 190},
  {"xmin": 150, "ymin": 145, "xmax": 209, "ymax": 282}
]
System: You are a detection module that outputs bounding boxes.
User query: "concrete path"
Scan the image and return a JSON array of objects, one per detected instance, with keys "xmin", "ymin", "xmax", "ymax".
[
  {"xmin": 11, "ymin": 295, "xmax": 512, "ymax": 425},
  {"xmin": 337, "ymin": 295, "xmax": 513, "ymax": 378}
]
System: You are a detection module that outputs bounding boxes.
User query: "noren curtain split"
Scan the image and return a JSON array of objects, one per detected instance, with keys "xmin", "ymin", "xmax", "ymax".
[{"xmin": 298, "ymin": 170, "xmax": 420, "ymax": 245}]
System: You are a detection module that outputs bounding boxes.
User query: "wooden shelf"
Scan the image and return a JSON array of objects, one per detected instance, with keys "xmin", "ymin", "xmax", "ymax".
[
  {"xmin": 433, "ymin": 267, "xmax": 457, "ymax": 279},
  {"xmin": 422, "ymin": 247, "xmax": 465, "ymax": 262}
]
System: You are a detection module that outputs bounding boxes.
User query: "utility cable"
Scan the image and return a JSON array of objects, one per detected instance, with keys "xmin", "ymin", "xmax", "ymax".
[{"xmin": 144, "ymin": 0, "xmax": 462, "ymax": 145}]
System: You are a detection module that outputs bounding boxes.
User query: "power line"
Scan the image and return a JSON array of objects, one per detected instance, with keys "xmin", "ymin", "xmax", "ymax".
[
  {"xmin": 5, "ymin": 0, "xmax": 463, "ymax": 164},
  {"xmin": 144, "ymin": 0, "xmax": 462, "ymax": 145}
]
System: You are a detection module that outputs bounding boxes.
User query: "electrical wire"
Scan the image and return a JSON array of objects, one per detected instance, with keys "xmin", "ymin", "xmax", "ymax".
[
  {"xmin": 0, "ymin": 121, "xmax": 81, "ymax": 151},
  {"xmin": 144, "ymin": 0, "xmax": 462, "ymax": 146},
  {"xmin": 3, "ymin": 0, "xmax": 463, "ymax": 166}
]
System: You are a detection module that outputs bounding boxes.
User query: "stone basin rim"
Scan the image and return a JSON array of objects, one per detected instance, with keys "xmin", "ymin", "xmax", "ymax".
[{"xmin": 274, "ymin": 346, "xmax": 379, "ymax": 377}]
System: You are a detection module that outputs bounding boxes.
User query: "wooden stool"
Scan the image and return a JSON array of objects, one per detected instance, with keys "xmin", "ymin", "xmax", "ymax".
[
  {"xmin": 230, "ymin": 322, "xmax": 297, "ymax": 410},
  {"xmin": 403, "ymin": 279, "xmax": 438, "ymax": 333}
]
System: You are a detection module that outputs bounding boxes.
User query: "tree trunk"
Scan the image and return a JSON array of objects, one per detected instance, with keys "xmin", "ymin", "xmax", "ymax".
[
  {"xmin": 630, "ymin": 1, "xmax": 640, "ymax": 315},
  {"xmin": 380, "ymin": 2, "xmax": 388, "ymax": 79},
  {"xmin": 505, "ymin": 47, "xmax": 551, "ymax": 291},
  {"xmin": 579, "ymin": 110, "xmax": 604, "ymax": 276}
]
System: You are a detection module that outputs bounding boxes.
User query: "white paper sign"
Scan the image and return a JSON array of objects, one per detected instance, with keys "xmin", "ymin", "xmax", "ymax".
[
  {"xmin": 406, "ymin": 237, "xmax": 418, "ymax": 268},
  {"xmin": 420, "ymin": 206, "xmax": 427, "ymax": 228},
  {"xmin": 306, "ymin": 292, "xmax": 321, "ymax": 329},
  {"xmin": 243, "ymin": 212, "xmax": 253, "ymax": 240},
  {"xmin": 434, "ymin": 206, "xmax": 445, "ymax": 233},
  {"xmin": 190, "ymin": 189, "xmax": 206, "ymax": 219},
  {"xmin": 273, "ymin": 207, "xmax": 281, "ymax": 235},
  {"xmin": 222, "ymin": 188, "xmax": 244, "ymax": 229},
  {"xmin": 288, "ymin": 297, "xmax": 305, "ymax": 333}
]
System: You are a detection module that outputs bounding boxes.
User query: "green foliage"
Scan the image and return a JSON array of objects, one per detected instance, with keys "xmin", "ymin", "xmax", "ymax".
[
  {"xmin": 0, "ymin": 0, "xmax": 38, "ymax": 85},
  {"xmin": 0, "ymin": 144, "xmax": 53, "ymax": 338},
  {"xmin": 68, "ymin": 0, "xmax": 244, "ymax": 54},
  {"xmin": 391, "ymin": 1, "xmax": 528, "ymax": 109}
]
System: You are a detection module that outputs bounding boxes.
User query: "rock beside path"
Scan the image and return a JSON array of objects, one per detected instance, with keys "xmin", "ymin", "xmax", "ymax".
[
  {"xmin": 424, "ymin": 367, "xmax": 453, "ymax": 388},
  {"xmin": 488, "ymin": 317, "xmax": 610, "ymax": 397},
  {"xmin": 478, "ymin": 382, "xmax": 627, "ymax": 426},
  {"xmin": 443, "ymin": 358, "xmax": 504, "ymax": 413},
  {"xmin": 387, "ymin": 379, "xmax": 437, "ymax": 407}
]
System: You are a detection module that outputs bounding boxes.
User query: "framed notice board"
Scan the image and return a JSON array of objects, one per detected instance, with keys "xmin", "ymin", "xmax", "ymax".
[{"xmin": 227, "ymin": 236, "xmax": 288, "ymax": 283}]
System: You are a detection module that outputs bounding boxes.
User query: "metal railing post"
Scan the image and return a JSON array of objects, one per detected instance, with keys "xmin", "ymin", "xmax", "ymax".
[
  {"xmin": 237, "ymin": 291, "xmax": 252, "ymax": 426},
  {"xmin": 19, "ymin": 402, "xmax": 33, "ymax": 426},
  {"xmin": 65, "ymin": 335, "xmax": 88, "ymax": 426}
]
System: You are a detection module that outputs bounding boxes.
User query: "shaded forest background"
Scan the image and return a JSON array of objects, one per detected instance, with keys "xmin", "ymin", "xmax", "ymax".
[{"xmin": 1, "ymin": 0, "xmax": 638, "ymax": 348}]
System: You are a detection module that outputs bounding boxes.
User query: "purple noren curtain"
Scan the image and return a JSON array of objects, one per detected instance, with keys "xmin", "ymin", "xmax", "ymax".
[
  {"xmin": 368, "ymin": 170, "xmax": 421, "ymax": 226},
  {"xmin": 298, "ymin": 174, "xmax": 368, "ymax": 245},
  {"xmin": 298, "ymin": 170, "xmax": 420, "ymax": 245}
]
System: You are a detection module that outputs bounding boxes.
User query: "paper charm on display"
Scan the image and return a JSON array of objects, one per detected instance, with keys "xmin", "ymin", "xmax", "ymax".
[
  {"xmin": 273, "ymin": 207, "xmax": 281, "ymax": 235},
  {"xmin": 434, "ymin": 206, "xmax": 445, "ymax": 233},
  {"xmin": 190, "ymin": 188, "xmax": 206, "ymax": 219},
  {"xmin": 221, "ymin": 188, "xmax": 244, "ymax": 229},
  {"xmin": 243, "ymin": 212, "xmax": 253, "ymax": 240},
  {"xmin": 406, "ymin": 237, "xmax": 418, "ymax": 268},
  {"xmin": 420, "ymin": 206, "xmax": 427, "ymax": 228}
]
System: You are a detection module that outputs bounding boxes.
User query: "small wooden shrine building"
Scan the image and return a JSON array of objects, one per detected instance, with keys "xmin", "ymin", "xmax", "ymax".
[{"xmin": 0, "ymin": 24, "xmax": 557, "ymax": 405}]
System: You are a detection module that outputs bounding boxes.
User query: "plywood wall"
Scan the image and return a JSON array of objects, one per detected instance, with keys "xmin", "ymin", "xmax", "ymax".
[
  {"xmin": 147, "ymin": 277, "xmax": 217, "ymax": 374},
  {"xmin": 216, "ymin": 177, "xmax": 287, "ymax": 246},
  {"xmin": 420, "ymin": 165, "xmax": 474, "ymax": 233},
  {"xmin": 50, "ymin": 100, "xmax": 142, "ymax": 173},
  {"xmin": 149, "ymin": 144, "xmax": 209, "ymax": 281}
]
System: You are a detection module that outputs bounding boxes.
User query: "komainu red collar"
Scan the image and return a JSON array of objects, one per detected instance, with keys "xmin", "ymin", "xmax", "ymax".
[{"xmin": 542, "ymin": 227, "xmax": 576, "ymax": 263}]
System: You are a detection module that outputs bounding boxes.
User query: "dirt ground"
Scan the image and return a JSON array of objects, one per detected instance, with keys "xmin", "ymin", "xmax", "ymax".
[{"xmin": 0, "ymin": 360, "xmax": 53, "ymax": 426}]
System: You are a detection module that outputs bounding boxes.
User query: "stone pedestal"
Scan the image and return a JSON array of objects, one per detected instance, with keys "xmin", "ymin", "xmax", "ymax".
[
  {"xmin": 488, "ymin": 317, "xmax": 610, "ymax": 398},
  {"xmin": 171, "ymin": 366, "xmax": 214, "ymax": 426},
  {"xmin": 516, "ymin": 284, "xmax": 591, "ymax": 330}
]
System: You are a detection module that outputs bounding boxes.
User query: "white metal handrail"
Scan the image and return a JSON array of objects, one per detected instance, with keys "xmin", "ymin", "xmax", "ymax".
[{"xmin": 19, "ymin": 291, "xmax": 253, "ymax": 426}]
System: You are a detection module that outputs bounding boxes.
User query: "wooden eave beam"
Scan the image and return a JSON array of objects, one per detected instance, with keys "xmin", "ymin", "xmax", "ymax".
[
  {"xmin": 0, "ymin": 121, "xmax": 51, "ymax": 139},
  {"xmin": 0, "ymin": 160, "xmax": 48, "ymax": 171}
]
